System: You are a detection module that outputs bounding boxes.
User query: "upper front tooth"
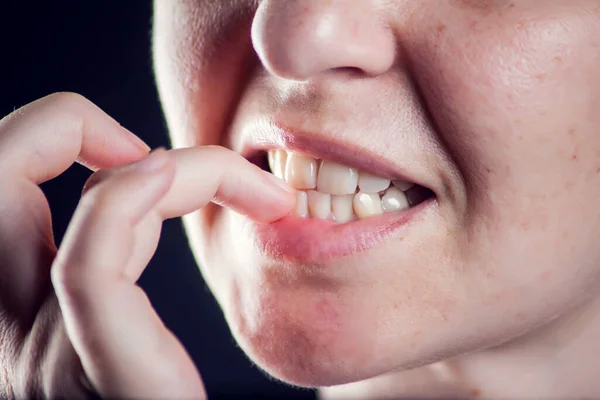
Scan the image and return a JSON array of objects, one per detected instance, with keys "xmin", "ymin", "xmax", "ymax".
[
  {"xmin": 358, "ymin": 171, "xmax": 391, "ymax": 193},
  {"xmin": 317, "ymin": 160, "xmax": 359, "ymax": 195},
  {"xmin": 285, "ymin": 153, "xmax": 318, "ymax": 189},
  {"xmin": 268, "ymin": 149, "xmax": 287, "ymax": 179},
  {"xmin": 392, "ymin": 180, "xmax": 414, "ymax": 191}
]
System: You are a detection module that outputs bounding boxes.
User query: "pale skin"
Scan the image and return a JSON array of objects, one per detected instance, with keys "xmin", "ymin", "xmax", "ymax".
[{"xmin": 2, "ymin": 0, "xmax": 600, "ymax": 399}]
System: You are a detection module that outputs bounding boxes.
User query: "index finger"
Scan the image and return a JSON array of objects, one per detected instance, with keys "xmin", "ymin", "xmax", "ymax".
[
  {"xmin": 0, "ymin": 92, "xmax": 150, "ymax": 184},
  {"xmin": 155, "ymin": 146, "xmax": 296, "ymax": 222}
]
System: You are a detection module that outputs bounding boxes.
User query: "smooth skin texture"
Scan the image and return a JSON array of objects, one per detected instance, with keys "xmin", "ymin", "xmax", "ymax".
[
  {"xmin": 0, "ymin": 93, "xmax": 294, "ymax": 398},
  {"xmin": 152, "ymin": 0, "xmax": 600, "ymax": 398}
]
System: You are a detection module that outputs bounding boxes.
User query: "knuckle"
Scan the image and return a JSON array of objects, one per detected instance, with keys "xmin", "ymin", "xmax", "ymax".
[
  {"xmin": 51, "ymin": 254, "xmax": 95, "ymax": 300},
  {"xmin": 0, "ymin": 91, "xmax": 92, "ymax": 139},
  {"xmin": 44, "ymin": 91, "xmax": 91, "ymax": 108}
]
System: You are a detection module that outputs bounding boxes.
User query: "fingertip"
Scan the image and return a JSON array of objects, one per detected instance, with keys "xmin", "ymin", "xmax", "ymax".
[
  {"xmin": 130, "ymin": 147, "xmax": 170, "ymax": 173},
  {"xmin": 119, "ymin": 125, "xmax": 151, "ymax": 153},
  {"xmin": 248, "ymin": 173, "xmax": 297, "ymax": 223}
]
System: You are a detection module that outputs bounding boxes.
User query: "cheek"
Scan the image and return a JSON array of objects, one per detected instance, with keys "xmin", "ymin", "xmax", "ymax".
[
  {"xmin": 154, "ymin": 0, "xmax": 257, "ymax": 148},
  {"xmin": 400, "ymin": 4, "xmax": 600, "ymax": 327},
  {"xmin": 408, "ymin": 6, "xmax": 600, "ymax": 249}
]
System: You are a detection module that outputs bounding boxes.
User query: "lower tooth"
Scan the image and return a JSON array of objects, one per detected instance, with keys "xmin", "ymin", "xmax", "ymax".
[
  {"xmin": 353, "ymin": 192, "xmax": 383, "ymax": 219},
  {"xmin": 294, "ymin": 191, "xmax": 309, "ymax": 218},
  {"xmin": 307, "ymin": 190, "xmax": 331, "ymax": 220},
  {"xmin": 332, "ymin": 195, "xmax": 354, "ymax": 224},
  {"xmin": 382, "ymin": 187, "xmax": 409, "ymax": 213}
]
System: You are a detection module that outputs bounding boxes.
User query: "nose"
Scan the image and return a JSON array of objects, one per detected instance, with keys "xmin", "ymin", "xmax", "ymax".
[{"xmin": 251, "ymin": 0, "xmax": 397, "ymax": 81}]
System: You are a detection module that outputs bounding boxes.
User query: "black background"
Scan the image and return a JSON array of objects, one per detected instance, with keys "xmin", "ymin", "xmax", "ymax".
[{"xmin": 0, "ymin": 2, "xmax": 315, "ymax": 398}]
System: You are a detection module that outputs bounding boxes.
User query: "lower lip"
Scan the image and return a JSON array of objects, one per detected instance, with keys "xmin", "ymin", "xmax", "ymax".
[{"xmin": 249, "ymin": 197, "xmax": 437, "ymax": 264}]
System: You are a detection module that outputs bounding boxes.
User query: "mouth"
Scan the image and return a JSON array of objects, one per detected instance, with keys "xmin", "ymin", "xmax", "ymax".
[
  {"xmin": 238, "ymin": 123, "xmax": 438, "ymax": 263},
  {"xmin": 249, "ymin": 149, "xmax": 435, "ymax": 223}
]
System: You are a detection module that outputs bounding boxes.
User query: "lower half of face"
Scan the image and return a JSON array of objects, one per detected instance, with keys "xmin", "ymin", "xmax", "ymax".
[{"xmin": 154, "ymin": 0, "xmax": 600, "ymax": 387}]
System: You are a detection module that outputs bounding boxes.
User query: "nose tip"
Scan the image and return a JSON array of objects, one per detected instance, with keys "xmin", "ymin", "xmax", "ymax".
[{"xmin": 251, "ymin": 1, "xmax": 397, "ymax": 81}]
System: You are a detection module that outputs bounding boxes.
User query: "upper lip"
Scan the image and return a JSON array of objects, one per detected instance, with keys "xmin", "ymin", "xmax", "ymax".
[{"xmin": 232, "ymin": 118, "xmax": 436, "ymax": 194}]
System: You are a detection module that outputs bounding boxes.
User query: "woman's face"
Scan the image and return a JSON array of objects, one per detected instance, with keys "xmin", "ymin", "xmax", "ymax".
[{"xmin": 153, "ymin": 0, "xmax": 600, "ymax": 387}]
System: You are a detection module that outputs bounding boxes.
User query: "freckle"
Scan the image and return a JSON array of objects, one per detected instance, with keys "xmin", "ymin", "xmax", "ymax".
[
  {"xmin": 470, "ymin": 388, "xmax": 482, "ymax": 397},
  {"xmin": 485, "ymin": 167, "xmax": 492, "ymax": 174},
  {"xmin": 514, "ymin": 312, "xmax": 524, "ymax": 320},
  {"xmin": 507, "ymin": 3, "xmax": 515, "ymax": 8},
  {"xmin": 535, "ymin": 73, "xmax": 546, "ymax": 83},
  {"xmin": 572, "ymin": 153, "xmax": 577, "ymax": 160},
  {"xmin": 596, "ymin": 167, "xmax": 600, "ymax": 173},
  {"xmin": 541, "ymin": 271, "xmax": 552, "ymax": 280},
  {"xmin": 554, "ymin": 56, "xmax": 563, "ymax": 65},
  {"xmin": 437, "ymin": 23, "xmax": 447, "ymax": 33}
]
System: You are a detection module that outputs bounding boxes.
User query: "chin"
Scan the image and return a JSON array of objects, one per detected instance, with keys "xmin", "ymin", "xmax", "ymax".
[
  {"xmin": 226, "ymin": 294, "xmax": 385, "ymax": 387},
  {"xmin": 218, "ymin": 272, "xmax": 443, "ymax": 388}
]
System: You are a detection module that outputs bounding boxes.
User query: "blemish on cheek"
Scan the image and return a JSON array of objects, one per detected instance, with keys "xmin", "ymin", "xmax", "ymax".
[
  {"xmin": 314, "ymin": 298, "xmax": 341, "ymax": 329},
  {"xmin": 554, "ymin": 56, "xmax": 564, "ymax": 65},
  {"xmin": 514, "ymin": 312, "xmax": 525, "ymax": 320},
  {"xmin": 541, "ymin": 271, "xmax": 552, "ymax": 280},
  {"xmin": 436, "ymin": 23, "xmax": 447, "ymax": 33},
  {"xmin": 535, "ymin": 73, "xmax": 546, "ymax": 83},
  {"xmin": 470, "ymin": 388, "xmax": 482, "ymax": 397}
]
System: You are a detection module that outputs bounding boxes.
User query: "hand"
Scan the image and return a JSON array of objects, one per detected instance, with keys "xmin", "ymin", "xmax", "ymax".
[{"xmin": 0, "ymin": 92, "xmax": 295, "ymax": 398}]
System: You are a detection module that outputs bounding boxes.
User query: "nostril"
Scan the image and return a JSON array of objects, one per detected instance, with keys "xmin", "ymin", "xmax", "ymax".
[{"xmin": 331, "ymin": 66, "xmax": 366, "ymax": 78}]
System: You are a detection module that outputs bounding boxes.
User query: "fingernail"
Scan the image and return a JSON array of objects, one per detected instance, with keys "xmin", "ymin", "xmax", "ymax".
[
  {"xmin": 132, "ymin": 147, "xmax": 168, "ymax": 173},
  {"xmin": 120, "ymin": 125, "xmax": 151, "ymax": 153},
  {"xmin": 262, "ymin": 171, "xmax": 296, "ymax": 195}
]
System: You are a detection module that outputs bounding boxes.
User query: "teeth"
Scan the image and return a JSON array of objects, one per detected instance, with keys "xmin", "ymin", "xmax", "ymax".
[
  {"xmin": 268, "ymin": 149, "xmax": 287, "ymax": 179},
  {"xmin": 285, "ymin": 153, "xmax": 318, "ymax": 189},
  {"xmin": 331, "ymin": 195, "xmax": 354, "ymax": 223},
  {"xmin": 268, "ymin": 149, "xmax": 425, "ymax": 223},
  {"xmin": 358, "ymin": 171, "xmax": 391, "ymax": 193},
  {"xmin": 382, "ymin": 187, "xmax": 409, "ymax": 213},
  {"xmin": 317, "ymin": 160, "xmax": 359, "ymax": 195},
  {"xmin": 293, "ymin": 191, "xmax": 309, "ymax": 218},
  {"xmin": 392, "ymin": 180, "xmax": 414, "ymax": 191},
  {"xmin": 307, "ymin": 190, "xmax": 332, "ymax": 220},
  {"xmin": 353, "ymin": 192, "xmax": 383, "ymax": 219}
]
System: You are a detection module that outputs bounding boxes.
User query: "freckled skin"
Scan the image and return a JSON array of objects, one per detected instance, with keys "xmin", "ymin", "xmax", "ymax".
[{"xmin": 153, "ymin": 0, "xmax": 600, "ymax": 397}]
